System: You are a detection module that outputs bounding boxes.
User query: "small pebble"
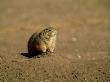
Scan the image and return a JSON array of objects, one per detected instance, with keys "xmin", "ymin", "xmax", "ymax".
[
  {"xmin": 71, "ymin": 37, "xmax": 77, "ymax": 42},
  {"xmin": 78, "ymin": 55, "xmax": 81, "ymax": 59}
]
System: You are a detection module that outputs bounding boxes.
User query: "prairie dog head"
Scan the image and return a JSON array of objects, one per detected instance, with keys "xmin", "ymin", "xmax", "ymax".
[{"xmin": 39, "ymin": 27, "xmax": 57, "ymax": 39}]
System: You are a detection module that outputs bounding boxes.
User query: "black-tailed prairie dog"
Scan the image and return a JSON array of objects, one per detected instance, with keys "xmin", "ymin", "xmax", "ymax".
[{"xmin": 28, "ymin": 27, "xmax": 57, "ymax": 54}]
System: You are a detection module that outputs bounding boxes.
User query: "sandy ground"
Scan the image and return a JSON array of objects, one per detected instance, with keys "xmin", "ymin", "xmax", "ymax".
[{"xmin": 0, "ymin": 0, "xmax": 110, "ymax": 82}]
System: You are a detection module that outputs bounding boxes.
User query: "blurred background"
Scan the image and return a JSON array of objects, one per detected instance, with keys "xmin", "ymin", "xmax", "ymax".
[{"xmin": 0, "ymin": 0, "xmax": 110, "ymax": 28}]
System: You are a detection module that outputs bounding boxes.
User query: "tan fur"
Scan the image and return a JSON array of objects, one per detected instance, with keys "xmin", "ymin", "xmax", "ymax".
[{"xmin": 28, "ymin": 27, "xmax": 57, "ymax": 54}]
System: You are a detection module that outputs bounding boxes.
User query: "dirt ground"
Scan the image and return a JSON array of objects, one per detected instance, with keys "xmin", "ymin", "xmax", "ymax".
[{"xmin": 0, "ymin": 0, "xmax": 110, "ymax": 82}]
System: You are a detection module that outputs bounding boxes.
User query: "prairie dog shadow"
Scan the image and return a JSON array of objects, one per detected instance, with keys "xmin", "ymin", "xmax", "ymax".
[
  {"xmin": 20, "ymin": 53, "xmax": 35, "ymax": 58},
  {"xmin": 20, "ymin": 52, "xmax": 49, "ymax": 58}
]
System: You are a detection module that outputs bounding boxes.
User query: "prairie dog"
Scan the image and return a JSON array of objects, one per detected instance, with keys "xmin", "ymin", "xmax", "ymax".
[{"xmin": 28, "ymin": 27, "xmax": 57, "ymax": 54}]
